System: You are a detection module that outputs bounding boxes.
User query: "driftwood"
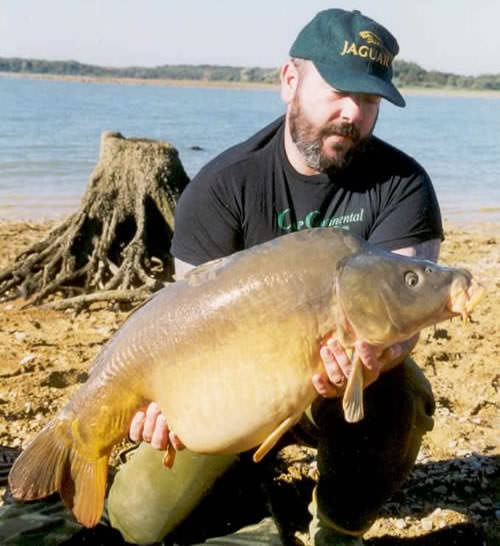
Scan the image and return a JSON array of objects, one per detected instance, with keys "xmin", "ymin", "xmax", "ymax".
[{"xmin": 0, "ymin": 131, "xmax": 189, "ymax": 310}]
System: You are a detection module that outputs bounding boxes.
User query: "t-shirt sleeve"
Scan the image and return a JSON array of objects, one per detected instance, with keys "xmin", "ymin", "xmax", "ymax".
[
  {"xmin": 367, "ymin": 167, "xmax": 444, "ymax": 252},
  {"xmin": 170, "ymin": 171, "xmax": 243, "ymax": 266}
]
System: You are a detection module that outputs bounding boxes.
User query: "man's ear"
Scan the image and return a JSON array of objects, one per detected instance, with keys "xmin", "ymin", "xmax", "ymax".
[{"xmin": 280, "ymin": 60, "xmax": 300, "ymax": 105}]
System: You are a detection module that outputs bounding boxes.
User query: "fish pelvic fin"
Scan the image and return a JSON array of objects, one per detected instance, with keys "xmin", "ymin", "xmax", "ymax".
[
  {"xmin": 342, "ymin": 352, "xmax": 365, "ymax": 423},
  {"xmin": 253, "ymin": 414, "xmax": 300, "ymax": 463},
  {"xmin": 162, "ymin": 443, "xmax": 177, "ymax": 468},
  {"xmin": 8, "ymin": 417, "xmax": 109, "ymax": 528}
]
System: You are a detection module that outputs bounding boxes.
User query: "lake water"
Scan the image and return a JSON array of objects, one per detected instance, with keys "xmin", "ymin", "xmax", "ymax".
[{"xmin": 1, "ymin": 76, "xmax": 499, "ymax": 225}]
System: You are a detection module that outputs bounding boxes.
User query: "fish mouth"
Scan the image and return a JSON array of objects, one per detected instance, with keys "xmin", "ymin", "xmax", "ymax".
[{"xmin": 447, "ymin": 276, "xmax": 484, "ymax": 323}]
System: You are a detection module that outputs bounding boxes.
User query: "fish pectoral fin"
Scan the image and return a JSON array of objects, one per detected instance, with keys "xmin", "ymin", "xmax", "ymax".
[
  {"xmin": 342, "ymin": 352, "xmax": 365, "ymax": 423},
  {"xmin": 253, "ymin": 415, "xmax": 299, "ymax": 463}
]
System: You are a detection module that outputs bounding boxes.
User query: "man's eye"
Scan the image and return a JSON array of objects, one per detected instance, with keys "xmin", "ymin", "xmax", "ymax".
[
  {"xmin": 363, "ymin": 95, "xmax": 382, "ymax": 105},
  {"xmin": 331, "ymin": 90, "xmax": 348, "ymax": 99}
]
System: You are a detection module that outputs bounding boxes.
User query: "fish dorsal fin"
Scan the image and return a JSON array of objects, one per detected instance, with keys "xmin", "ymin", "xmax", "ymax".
[
  {"xmin": 342, "ymin": 351, "xmax": 365, "ymax": 423},
  {"xmin": 185, "ymin": 256, "xmax": 230, "ymax": 286}
]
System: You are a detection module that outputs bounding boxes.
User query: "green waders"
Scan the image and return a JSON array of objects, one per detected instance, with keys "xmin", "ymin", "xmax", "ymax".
[{"xmin": 108, "ymin": 446, "xmax": 238, "ymax": 544}]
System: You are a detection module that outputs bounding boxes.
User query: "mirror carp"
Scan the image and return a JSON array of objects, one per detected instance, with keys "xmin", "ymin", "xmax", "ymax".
[{"xmin": 8, "ymin": 228, "xmax": 483, "ymax": 528}]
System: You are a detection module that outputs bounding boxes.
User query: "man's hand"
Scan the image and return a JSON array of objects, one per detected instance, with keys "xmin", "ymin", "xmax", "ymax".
[
  {"xmin": 129, "ymin": 402, "xmax": 185, "ymax": 451},
  {"xmin": 312, "ymin": 338, "xmax": 408, "ymax": 398}
]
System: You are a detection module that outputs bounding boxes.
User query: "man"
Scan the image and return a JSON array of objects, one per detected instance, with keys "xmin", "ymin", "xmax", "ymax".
[{"xmin": 110, "ymin": 8, "xmax": 443, "ymax": 546}]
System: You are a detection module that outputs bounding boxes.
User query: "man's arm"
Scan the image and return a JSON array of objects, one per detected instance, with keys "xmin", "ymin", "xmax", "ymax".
[
  {"xmin": 393, "ymin": 238, "xmax": 440, "ymax": 261},
  {"xmin": 312, "ymin": 239, "xmax": 441, "ymax": 397},
  {"xmin": 173, "ymin": 258, "xmax": 196, "ymax": 280}
]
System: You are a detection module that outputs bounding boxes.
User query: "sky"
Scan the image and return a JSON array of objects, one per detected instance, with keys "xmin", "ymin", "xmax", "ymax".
[{"xmin": 1, "ymin": 0, "xmax": 498, "ymax": 76}]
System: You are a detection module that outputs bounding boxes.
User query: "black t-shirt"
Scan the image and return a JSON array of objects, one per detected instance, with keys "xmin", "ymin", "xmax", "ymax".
[{"xmin": 171, "ymin": 116, "xmax": 443, "ymax": 265}]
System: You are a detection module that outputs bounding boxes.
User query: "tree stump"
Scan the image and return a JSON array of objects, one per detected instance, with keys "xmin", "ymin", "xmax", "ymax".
[{"xmin": 0, "ymin": 131, "xmax": 189, "ymax": 310}]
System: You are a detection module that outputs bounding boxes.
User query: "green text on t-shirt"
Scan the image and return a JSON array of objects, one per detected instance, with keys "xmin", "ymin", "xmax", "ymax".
[{"xmin": 277, "ymin": 208, "xmax": 365, "ymax": 232}]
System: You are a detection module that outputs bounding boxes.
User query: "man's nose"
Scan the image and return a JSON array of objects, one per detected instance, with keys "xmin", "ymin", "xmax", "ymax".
[{"xmin": 339, "ymin": 94, "xmax": 364, "ymax": 123}]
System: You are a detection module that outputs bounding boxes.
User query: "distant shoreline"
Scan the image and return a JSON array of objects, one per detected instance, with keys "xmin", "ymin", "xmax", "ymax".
[
  {"xmin": 0, "ymin": 71, "xmax": 278, "ymax": 91},
  {"xmin": 2, "ymin": 71, "xmax": 500, "ymax": 98}
]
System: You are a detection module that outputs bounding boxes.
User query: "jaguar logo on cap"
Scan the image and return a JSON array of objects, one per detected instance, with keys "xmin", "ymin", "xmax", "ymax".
[
  {"xmin": 359, "ymin": 30, "xmax": 383, "ymax": 46},
  {"xmin": 340, "ymin": 29, "xmax": 394, "ymax": 68}
]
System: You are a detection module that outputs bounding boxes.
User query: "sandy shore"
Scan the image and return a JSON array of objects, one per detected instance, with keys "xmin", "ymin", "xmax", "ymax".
[
  {"xmin": 0, "ymin": 220, "xmax": 498, "ymax": 544},
  {"xmin": 2, "ymin": 71, "xmax": 500, "ymax": 99}
]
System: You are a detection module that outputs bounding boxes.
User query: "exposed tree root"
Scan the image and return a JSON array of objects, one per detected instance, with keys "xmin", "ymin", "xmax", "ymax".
[
  {"xmin": 41, "ymin": 289, "xmax": 152, "ymax": 311},
  {"xmin": 0, "ymin": 131, "xmax": 189, "ymax": 310}
]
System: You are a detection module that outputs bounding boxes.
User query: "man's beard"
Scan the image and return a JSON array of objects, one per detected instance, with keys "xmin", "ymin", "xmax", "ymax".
[{"xmin": 289, "ymin": 95, "xmax": 374, "ymax": 174}]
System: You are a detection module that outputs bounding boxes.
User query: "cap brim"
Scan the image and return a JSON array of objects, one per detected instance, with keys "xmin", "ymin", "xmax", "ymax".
[{"xmin": 313, "ymin": 60, "xmax": 406, "ymax": 107}]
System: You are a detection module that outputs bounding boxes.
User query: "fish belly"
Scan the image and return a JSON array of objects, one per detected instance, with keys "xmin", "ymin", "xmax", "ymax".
[{"xmin": 151, "ymin": 323, "xmax": 320, "ymax": 455}]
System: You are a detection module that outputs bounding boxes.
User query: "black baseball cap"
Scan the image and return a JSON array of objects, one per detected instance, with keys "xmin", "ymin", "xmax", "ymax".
[{"xmin": 290, "ymin": 9, "xmax": 405, "ymax": 107}]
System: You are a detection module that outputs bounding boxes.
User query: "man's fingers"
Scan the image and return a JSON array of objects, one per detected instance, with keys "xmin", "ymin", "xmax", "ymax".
[
  {"xmin": 129, "ymin": 410, "xmax": 145, "ymax": 442},
  {"xmin": 312, "ymin": 372, "xmax": 340, "ymax": 398},
  {"xmin": 312, "ymin": 342, "xmax": 350, "ymax": 398},
  {"xmin": 143, "ymin": 402, "xmax": 162, "ymax": 442},
  {"xmin": 326, "ymin": 339, "xmax": 352, "ymax": 378},
  {"xmin": 357, "ymin": 341, "xmax": 402, "ymax": 370},
  {"xmin": 151, "ymin": 414, "xmax": 169, "ymax": 450},
  {"xmin": 130, "ymin": 402, "xmax": 185, "ymax": 451},
  {"xmin": 319, "ymin": 345, "xmax": 346, "ymax": 385},
  {"xmin": 354, "ymin": 341, "xmax": 378, "ymax": 370},
  {"xmin": 169, "ymin": 431, "xmax": 185, "ymax": 451},
  {"xmin": 385, "ymin": 343, "xmax": 403, "ymax": 363},
  {"xmin": 318, "ymin": 338, "xmax": 404, "ymax": 394},
  {"xmin": 362, "ymin": 366, "xmax": 380, "ymax": 388}
]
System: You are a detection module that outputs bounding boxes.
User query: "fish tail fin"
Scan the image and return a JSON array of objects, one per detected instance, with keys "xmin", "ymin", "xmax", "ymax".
[
  {"xmin": 8, "ymin": 418, "xmax": 108, "ymax": 528},
  {"xmin": 342, "ymin": 352, "xmax": 365, "ymax": 423},
  {"xmin": 8, "ymin": 420, "xmax": 69, "ymax": 501}
]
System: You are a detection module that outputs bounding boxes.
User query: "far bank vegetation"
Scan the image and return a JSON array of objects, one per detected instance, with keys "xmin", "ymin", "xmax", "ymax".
[{"xmin": 1, "ymin": 57, "xmax": 499, "ymax": 91}]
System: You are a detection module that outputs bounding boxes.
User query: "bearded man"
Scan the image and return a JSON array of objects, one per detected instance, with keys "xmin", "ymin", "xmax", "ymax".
[{"xmin": 109, "ymin": 8, "xmax": 443, "ymax": 546}]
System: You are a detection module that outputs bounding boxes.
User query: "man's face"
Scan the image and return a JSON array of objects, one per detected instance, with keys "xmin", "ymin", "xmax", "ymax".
[{"xmin": 288, "ymin": 61, "xmax": 380, "ymax": 173}]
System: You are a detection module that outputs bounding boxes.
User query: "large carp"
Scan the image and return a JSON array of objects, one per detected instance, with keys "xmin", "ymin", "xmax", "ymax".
[{"xmin": 9, "ymin": 229, "xmax": 482, "ymax": 528}]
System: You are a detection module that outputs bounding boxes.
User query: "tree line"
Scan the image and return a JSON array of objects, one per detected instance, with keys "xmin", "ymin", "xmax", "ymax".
[
  {"xmin": 1, "ymin": 56, "xmax": 499, "ymax": 90},
  {"xmin": 393, "ymin": 60, "xmax": 500, "ymax": 91}
]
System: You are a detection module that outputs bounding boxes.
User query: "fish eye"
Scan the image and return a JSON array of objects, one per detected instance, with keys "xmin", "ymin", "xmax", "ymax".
[{"xmin": 405, "ymin": 271, "xmax": 419, "ymax": 287}]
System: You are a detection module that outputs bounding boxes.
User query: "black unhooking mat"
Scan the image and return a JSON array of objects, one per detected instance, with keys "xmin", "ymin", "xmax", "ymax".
[
  {"xmin": 0, "ymin": 446, "xmax": 285, "ymax": 546},
  {"xmin": 0, "ymin": 446, "xmax": 126, "ymax": 545},
  {"xmin": 0, "ymin": 446, "xmax": 19, "ymax": 487}
]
